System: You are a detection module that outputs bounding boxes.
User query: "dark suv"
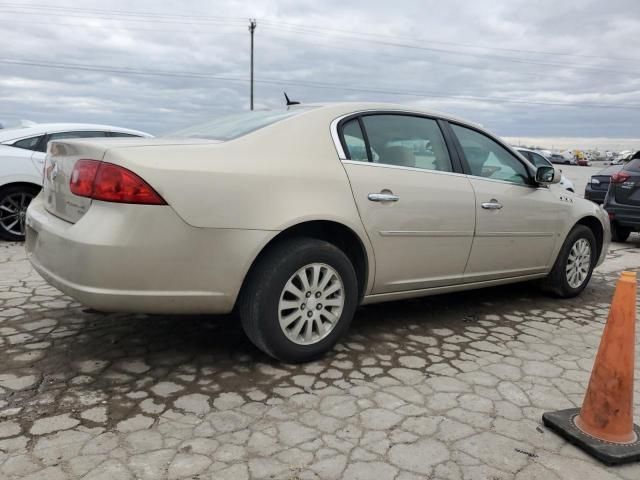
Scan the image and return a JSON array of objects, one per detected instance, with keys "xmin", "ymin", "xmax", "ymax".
[{"xmin": 604, "ymin": 156, "xmax": 640, "ymax": 242}]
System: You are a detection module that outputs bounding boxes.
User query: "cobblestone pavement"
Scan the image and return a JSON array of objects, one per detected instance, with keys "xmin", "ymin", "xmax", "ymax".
[{"xmin": 1, "ymin": 239, "xmax": 639, "ymax": 480}]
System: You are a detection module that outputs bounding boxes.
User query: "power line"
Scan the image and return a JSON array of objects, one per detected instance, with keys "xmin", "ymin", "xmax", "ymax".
[
  {"xmin": 3, "ymin": 2, "xmax": 638, "ymax": 64},
  {"xmin": 2, "ymin": 57, "xmax": 640, "ymax": 111},
  {"xmin": 1, "ymin": 4, "xmax": 639, "ymax": 70}
]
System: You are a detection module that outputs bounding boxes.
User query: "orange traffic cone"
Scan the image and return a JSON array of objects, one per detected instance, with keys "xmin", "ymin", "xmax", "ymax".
[{"xmin": 543, "ymin": 271, "xmax": 640, "ymax": 465}]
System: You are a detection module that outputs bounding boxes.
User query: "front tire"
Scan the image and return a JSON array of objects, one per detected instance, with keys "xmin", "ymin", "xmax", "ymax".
[
  {"xmin": 0, "ymin": 185, "xmax": 40, "ymax": 241},
  {"xmin": 543, "ymin": 225, "xmax": 597, "ymax": 298},
  {"xmin": 239, "ymin": 238, "xmax": 358, "ymax": 363},
  {"xmin": 611, "ymin": 224, "xmax": 631, "ymax": 243}
]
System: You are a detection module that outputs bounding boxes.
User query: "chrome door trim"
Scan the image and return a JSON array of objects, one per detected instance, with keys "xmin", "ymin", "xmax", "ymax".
[
  {"xmin": 380, "ymin": 230, "xmax": 474, "ymax": 237},
  {"xmin": 341, "ymin": 159, "xmax": 469, "ymax": 179},
  {"xmin": 475, "ymin": 231, "xmax": 555, "ymax": 238},
  {"xmin": 464, "ymin": 173, "xmax": 549, "ymax": 190}
]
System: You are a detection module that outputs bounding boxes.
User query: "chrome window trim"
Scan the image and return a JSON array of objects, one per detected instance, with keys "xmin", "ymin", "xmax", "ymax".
[
  {"xmin": 464, "ymin": 173, "xmax": 548, "ymax": 189},
  {"xmin": 330, "ymin": 109, "xmax": 457, "ymax": 161},
  {"xmin": 330, "ymin": 115, "xmax": 348, "ymax": 160},
  {"xmin": 341, "ymin": 159, "xmax": 466, "ymax": 179}
]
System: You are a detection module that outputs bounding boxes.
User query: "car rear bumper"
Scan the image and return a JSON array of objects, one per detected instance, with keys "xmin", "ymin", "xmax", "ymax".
[
  {"xmin": 584, "ymin": 184, "xmax": 607, "ymax": 204},
  {"xmin": 604, "ymin": 199, "xmax": 640, "ymax": 229},
  {"xmin": 25, "ymin": 195, "xmax": 276, "ymax": 314}
]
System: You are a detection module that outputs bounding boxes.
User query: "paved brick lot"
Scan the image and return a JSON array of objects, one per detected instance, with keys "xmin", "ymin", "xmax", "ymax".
[{"xmin": 0, "ymin": 239, "xmax": 639, "ymax": 479}]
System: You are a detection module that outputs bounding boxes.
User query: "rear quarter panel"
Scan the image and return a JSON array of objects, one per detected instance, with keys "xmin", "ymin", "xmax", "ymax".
[
  {"xmin": 103, "ymin": 111, "xmax": 366, "ymax": 231},
  {"xmin": 102, "ymin": 109, "xmax": 376, "ymax": 291}
]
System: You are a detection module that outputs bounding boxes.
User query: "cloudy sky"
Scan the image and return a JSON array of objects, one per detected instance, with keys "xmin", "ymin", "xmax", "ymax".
[{"xmin": 1, "ymin": 0, "xmax": 640, "ymax": 150}]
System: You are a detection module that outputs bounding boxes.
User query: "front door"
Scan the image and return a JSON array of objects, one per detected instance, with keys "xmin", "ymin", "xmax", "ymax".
[
  {"xmin": 339, "ymin": 114, "xmax": 476, "ymax": 294},
  {"xmin": 448, "ymin": 123, "xmax": 560, "ymax": 281}
]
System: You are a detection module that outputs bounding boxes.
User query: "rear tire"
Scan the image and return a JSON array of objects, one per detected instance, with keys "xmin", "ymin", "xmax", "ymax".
[
  {"xmin": 611, "ymin": 224, "xmax": 631, "ymax": 243},
  {"xmin": 542, "ymin": 225, "xmax": 597, "ymax": 298},
  {"xmin": 239, "ymin": 238, "xmax": 358, "ymax": 363},
  {"xmin": 0, "ymin": 185, "xmax": 40, "ymax": 241}
]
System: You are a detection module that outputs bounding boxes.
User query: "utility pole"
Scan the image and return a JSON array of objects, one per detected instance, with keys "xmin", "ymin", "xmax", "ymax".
[{"xmin": 249, "ymin": 19, "xmax": 257, "ymax": 110}]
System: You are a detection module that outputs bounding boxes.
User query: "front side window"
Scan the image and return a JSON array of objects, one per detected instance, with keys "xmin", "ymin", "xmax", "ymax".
[
  {"xmin": 360, "ymin": 115, "xmax": 452, "ymax": 172},
  {"xmin": 12, "ymin": 136, "xmax": 42, "ymax": 151},
  {"xmin": 451, "ymin": 124, "xmax": 530, "ymax": 185}
]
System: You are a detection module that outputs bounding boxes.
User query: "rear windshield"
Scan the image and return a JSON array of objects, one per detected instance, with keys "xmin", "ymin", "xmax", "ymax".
[
  {"xmin": 168, "ymin": 108, "xmax": 313, "ymax": 140},
  {"xmin": 623, "ymin": 158, "xmax": 640, "ymax": 172}
]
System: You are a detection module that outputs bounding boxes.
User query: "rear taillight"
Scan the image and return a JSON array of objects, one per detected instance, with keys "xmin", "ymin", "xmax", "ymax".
[
  {"xmin": 70, "ymin": 159, "xmax": 166, "ymax": 205},
  {"xmin": 610, "ymin": 171, "xmax": 631, "ymax": 184}
]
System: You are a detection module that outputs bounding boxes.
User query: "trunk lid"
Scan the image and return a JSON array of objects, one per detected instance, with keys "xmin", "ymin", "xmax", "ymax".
[
  {"xmin": 43, "ymin": 140, "xmax": 106, "ymax": 223},
  {"xmin": 590, "ymin": 165, "xmax": 621, "ymax": 192}
]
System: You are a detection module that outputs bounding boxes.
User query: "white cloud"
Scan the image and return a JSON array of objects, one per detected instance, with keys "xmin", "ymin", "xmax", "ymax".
[{"xmin": 0, "ymin": 0, "xmax": 639, "ymax": 149}]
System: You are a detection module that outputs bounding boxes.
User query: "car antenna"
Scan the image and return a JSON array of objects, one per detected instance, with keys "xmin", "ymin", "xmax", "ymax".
[{"xmin": 284, "ymin": 92, "xmax": 300, "ymax": 106}]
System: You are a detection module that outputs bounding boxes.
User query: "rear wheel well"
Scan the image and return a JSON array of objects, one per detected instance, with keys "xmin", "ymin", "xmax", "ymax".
[
  {"xmin": 0, "ymin": 182, "xmax": 41, "ymax": 194},
  {"xmin": 576, "ymin": 216, "xmax": 603, "ymax": 258},
  {"xmin": 240, "ymin": 221, "xmax": 369, "ymax": 304}
]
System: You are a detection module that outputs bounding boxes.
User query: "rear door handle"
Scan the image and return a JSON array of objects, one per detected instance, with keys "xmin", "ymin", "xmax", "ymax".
[
  {"xmin": 368, "ymin": 192, "xmax": 399, "ymax": 202},
  {"xmin": 481, "ymin": 199, "xmax": 503, "ymax": 210}
]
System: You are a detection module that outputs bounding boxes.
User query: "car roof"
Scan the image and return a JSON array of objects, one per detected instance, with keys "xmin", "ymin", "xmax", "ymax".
[
  {"xmin": 289, "ymin": 102, "xmax": 484, "ymax": 129},
  {"xmin": 0, "ymin": 123, "xmax": 152, "ymax": 142}
]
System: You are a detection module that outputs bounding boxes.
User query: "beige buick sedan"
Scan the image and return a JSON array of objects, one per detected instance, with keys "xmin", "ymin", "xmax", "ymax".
[{"xmin": 26, "ymin": 103, "xmax": 610, "ymax": 362}]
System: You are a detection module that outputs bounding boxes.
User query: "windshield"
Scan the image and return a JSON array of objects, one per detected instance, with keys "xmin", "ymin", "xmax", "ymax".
[{"xmin": 167, "ymin": 108, "xmax": 313, "ymax": 140}]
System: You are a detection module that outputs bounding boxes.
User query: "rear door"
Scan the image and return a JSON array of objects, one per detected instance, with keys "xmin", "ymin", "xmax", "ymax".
[
  {"xmin": 339, "ymin": 113, "xmax": 476, "ymax": 293},
  {"xmin": 612, "ymin": 159, "xmax": 640, "ymax": 206},
  {"xmin": 447, "ymin": 122, "xmax": 561, "ymax": 281}
]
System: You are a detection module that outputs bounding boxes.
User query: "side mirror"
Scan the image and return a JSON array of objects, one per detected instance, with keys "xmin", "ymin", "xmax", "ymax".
[{"xmin": 535, "ymin": 165, "xmax": 560, "ymax": 185}]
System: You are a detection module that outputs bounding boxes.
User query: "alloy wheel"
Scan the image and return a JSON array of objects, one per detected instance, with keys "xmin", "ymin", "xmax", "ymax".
[
  {"xmin": 0, "ymin": 191, "xmax": 34, "ymax": 237},
  {"xmin": 566, "ymin": 238, "xmax": 591, "ymax": 289},
  {"xmin": 278, "ymin": 263, "xmax": 345, "ymax": 345}
]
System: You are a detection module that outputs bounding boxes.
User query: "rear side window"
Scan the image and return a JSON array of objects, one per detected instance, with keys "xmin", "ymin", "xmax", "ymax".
[
  {"xmin": 342, "ymin": 119, "xmax": 368, "ymax": 162},
  {"xmin": 360, "ymin": 115, "xmax": 452, "ymax": 172},
  {"xmin": 12, "ymin": 136, "xmax": 42, "ymax": 151}
]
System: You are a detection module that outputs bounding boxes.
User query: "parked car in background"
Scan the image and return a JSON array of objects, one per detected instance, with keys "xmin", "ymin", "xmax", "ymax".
[
  {"xmin": 576, "ymin": 157, "xmax": 591, "ymax": 166},
  {"xmin": 515, "ymin": 148, "xmax": 575, "ymax": 192},
  {"xmin": 26, "ymin": 103, "xmax": 609, "ymax": 362},
  {"xmin": 0, "ymin": 123, "xmax": 151, "ymax": 240},
  {"xmin": 549, "ymin": 153, "xmax": 572, "ymax": 165},
  {"xmin": 584, "ymin": 164, "xmax": 623, "ymax": 204},
  {"xmin": 603, "ymin": 157, "xmax": 640, "ymax": 242}
]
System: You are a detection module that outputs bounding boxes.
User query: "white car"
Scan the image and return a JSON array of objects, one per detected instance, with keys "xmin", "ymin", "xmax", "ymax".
[
  {"xmin": 0, "ymin": 123, "xmax": 151, "ymax": 240},
  {"xmin": 515, "ymin": 148, "xmax": 575, "ymax": 192},
  {"xmin": 26, "ymin": 103, "xmax": 610, "ymax": 362}
]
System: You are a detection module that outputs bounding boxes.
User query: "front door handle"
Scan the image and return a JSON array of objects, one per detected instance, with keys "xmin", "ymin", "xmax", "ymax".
[
  {"xmin": 368, "ymin": 192, "xmax": 399, "ymax": 202},
  {"xmin": 481, "ymin": 199, "xmax": 503, "ymax": 210}
]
